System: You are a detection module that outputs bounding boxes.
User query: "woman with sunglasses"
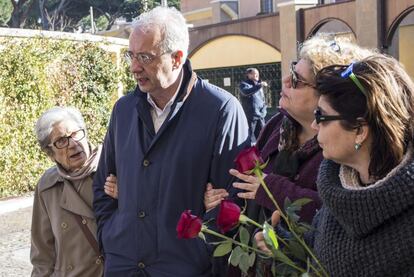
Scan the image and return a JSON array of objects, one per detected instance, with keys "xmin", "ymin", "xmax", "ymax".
[
  {"xmin": 31, "ymin": 107, "xmax": 118, "ymax": 276},
  {"xmin": 205, "ymin": 35, "xmax": 372, "ymax": 224},
  {"xmin": 257, "ymin": 53, "xmax": 414, "ymax": 276}
]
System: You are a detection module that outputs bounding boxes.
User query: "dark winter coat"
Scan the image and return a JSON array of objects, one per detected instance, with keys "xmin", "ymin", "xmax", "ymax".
[{"xmin": 93, "ymin": 60, "xmax": 249, "ymax": 276}]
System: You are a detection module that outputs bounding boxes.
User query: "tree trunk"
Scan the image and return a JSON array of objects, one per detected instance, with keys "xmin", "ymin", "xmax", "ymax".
[{"xmin": 39, "ymin": 0, "xmax": 49, "ymax": 30}]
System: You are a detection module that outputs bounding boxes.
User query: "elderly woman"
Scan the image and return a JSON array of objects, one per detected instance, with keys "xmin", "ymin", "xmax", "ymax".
[
  {"xmin": 205, "ymin": 35, "xmax": 372, "ymax": 224},
  {"xmin": 30, "ymin": 107, "xmax": 117, "ymax": 276},
  {"xmin": 257, "ymin": 53, "xmax": 414, "ymax": 275}
]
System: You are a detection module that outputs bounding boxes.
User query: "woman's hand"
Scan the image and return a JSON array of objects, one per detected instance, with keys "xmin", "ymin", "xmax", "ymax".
[
  {"xmin": 204, "ymin": 183, "xmax": 229, "ymax": 212},
  {"xmin": 254, "ymin": 210, "xmax": 280, "ymax": 254},
  {"xmin": 230, "ymin": 169, "xmax": 266, "ymax": 200},
  {"xmin": 104, "ymin": 174, "xmax": 118, "ymax": 199}
]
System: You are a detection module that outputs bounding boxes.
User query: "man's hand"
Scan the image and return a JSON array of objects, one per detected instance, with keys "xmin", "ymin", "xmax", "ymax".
[{"xmin": 204, "ymin": 183, "xmax": 229, "ymax": 211}]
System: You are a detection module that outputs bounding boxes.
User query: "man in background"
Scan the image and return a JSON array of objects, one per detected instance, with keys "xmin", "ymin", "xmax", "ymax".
[{"xmin": 239, "ymin": 68, "xmax": 268, "ymax": 144}]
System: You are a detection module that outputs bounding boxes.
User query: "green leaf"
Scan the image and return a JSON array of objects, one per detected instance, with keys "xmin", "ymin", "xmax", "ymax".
[
  {"xmin": 271, "ymin": 261, "xmax": 277, "ymax": 276},
  {"xmin": 239, "ymin": 226, "xmax": 250, "ymax": 246},
  {"xmin": 239, "ymin": 252, "xmax": 251, "ymax": 274},
  {"xmin": 198, "ymin": 232, "xmax": 206, "ymax": 241},
  {"xmin": 273, "ymin": 249, "xmax": 297, "ymax": 270},
  {"xmin": 229, "ymin": 246, "xmax": 243, "ymax": 266},
  {"xmin": 284, "ymin": 197, "xmax": 292, "ymax": 210},
  {"xmin": 263, "ymin": 222, "xmax": 279, "ymax": 250},
  {"xmin": 288, "ymin": 240, "xmax": 307, "ymax": 262},
  {"xmin": 213, "ymin": 241, "xmax": 232, "ymax": 257},
  {"xmin": 292, "ymin": 198, "xmax": 313, "ymax": 207},
  {"xmin": 248, "ymin": 252, "xmax": 256, "ymax": 267}
]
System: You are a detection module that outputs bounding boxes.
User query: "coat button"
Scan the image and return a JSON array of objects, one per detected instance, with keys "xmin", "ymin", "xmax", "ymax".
[
  {"xmin": 82, "ymin": 219, "xmax": 87, "ymax": 225},
  {"xmin": 96, "ymin": 258, "xmax": 102, "ymax": 264},
  {"xmin": 142, "ymin": 159, "xmax": 150, "ymax": 167},
  {"xmin": 66, "ymin": 265, "xmax": 73, "ymax": 271},
  {"xmin": 138, "ymin": 262, "xmax": 145, "ymax": 269},
  {"xmin": 61, "ymin": 222, "xmax": 68, "ymax": 229},
  {"xmin": 138, "ymin": 211, "xmax": 146, "ymax": 218}
]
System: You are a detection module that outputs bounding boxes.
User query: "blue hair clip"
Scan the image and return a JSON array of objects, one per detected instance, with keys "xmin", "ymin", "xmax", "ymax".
[{"xmin": 341, "ymin": 63, "xmax": 367, "ymax": 96}]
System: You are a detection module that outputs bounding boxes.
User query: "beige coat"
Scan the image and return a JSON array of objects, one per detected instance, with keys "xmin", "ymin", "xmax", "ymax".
[{"xmin": 31, "ymin": 166, "xmax": 104, "ymax": 277}]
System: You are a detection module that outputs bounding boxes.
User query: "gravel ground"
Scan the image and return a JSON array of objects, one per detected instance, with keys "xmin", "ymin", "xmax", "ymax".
[{"xmin": 0, "ymin": 206, "xmax": 32, "ymax": 277}]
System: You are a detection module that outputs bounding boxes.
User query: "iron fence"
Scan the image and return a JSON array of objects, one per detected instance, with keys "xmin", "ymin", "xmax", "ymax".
[{"xmin": 195, "ymin": 62, "xmax": 281, "ymax": 116}]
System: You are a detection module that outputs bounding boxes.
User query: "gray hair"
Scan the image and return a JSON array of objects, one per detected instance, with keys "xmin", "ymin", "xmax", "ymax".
[
  {"xmin": 246, "ymin": 68, "xmax": 259, "ymax": 75},
  {"xmin": 299, "ymin": 33, "xmax": 374, "ymax": 77},
  {"xmin": 35, "ymin": 106, "xmax": 86, "ymax": 155},
  {"xmin": 132, "ymin": 6, "xmax": 189, "ymax": 59}
]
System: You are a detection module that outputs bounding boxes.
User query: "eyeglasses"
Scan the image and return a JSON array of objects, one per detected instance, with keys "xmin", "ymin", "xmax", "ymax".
[
  {"xmin": 314, "ymin": 108, "xmax": 344, "ymax": 124},
  {"xmin": 340, "ymin": 62, "xmax": 367, "ymax": 96},
  {"xmin": 124, "ymin": 51, "xmax": 169, "ymax": 65},
  {"xmin": 49, "ymin": 129, "xmax": 85, "ymax": 149},
  {"xmin": 290, "ymin": 61, "xmax": 316, "ymax": 89}
]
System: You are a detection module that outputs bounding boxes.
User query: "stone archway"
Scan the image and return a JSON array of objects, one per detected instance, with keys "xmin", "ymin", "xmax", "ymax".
[
  {"xmin": 189, "ymin": 34, "xmax": 281, "ymax": 70},
  {"xmin": 385, "ymin": 5, "xmax": 414, "ymax": 78},
  {"xmin": 306, "ymin": 18, "xmax": 356, "ymax": 40}
]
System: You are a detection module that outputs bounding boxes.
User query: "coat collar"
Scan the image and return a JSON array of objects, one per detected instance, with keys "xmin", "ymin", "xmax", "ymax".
[
  {"xmin": 59, "ymin": 178, "xmax": 95, "ymax": 219},
  {"xmin": 134, "ymin": 59, "xmax": 197, "ymax": 154},
  {"xmin": 38, "ymin": 166, "xmax": 95, "ymax": 218}
]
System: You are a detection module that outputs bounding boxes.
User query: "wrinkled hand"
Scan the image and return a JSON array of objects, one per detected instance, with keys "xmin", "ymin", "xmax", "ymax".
[
  {"xmin": 104, "ymin": 174, "xmax": 118, "ymax": 199},
  {"xmin": 254, "ymin": 210, "xmax": 280, "ymax": 254},
  {"xmin": 204, "ymin": 183, "xmax": 229, "ymax": 212},
  {"xmin": 230, "ymin": 169, "xmax": 266, "ymax": 200}
]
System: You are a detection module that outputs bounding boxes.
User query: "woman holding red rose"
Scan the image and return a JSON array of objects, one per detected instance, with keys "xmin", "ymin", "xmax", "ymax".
[
  {"xmin": 205, "ymin": 35, "xmax": 373, "ymax": 224},
  {"xmin": 257, "ymin": 53, "xmax": 414, "ymax": 276}
]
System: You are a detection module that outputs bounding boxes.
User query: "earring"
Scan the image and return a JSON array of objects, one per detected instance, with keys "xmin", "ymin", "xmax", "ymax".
[{"xmin": 354, "ymin": 142, "xmax": 362, "ymax": 151}]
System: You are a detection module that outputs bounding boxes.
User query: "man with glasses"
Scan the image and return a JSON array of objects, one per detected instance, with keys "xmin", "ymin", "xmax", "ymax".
[
  {"xmin": 239, "ymin": 68, "xmax": 268, "ymax": 144},
  {"xmin": 93, "ymin": 6, "xmax": 249, "ymax": 277}
]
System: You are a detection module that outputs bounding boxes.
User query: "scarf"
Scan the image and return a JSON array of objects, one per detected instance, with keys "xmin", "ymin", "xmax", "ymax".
[
  {"xmin": 56, "ymin": 144, "xmax": 102, "ymax": 181},
  {"xmin": 273, "ymin": 110, "xmax": 320, "ymax": 178}
]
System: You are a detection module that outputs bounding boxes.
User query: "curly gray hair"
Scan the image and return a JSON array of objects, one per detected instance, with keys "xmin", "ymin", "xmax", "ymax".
[{"xmin": 35, "ymin": 106, "xmax": 86, "ymax": 156}]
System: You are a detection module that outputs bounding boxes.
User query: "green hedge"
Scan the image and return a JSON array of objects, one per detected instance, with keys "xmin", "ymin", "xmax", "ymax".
[{"xmin": 0, "ymin": 37, "xmax": 135, "ymax": 198}]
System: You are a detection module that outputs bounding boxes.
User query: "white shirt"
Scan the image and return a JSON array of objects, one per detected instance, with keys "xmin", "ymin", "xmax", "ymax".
[{"xmin": 147, "ymin": 73, "xmax": 183, "ymax": 133}]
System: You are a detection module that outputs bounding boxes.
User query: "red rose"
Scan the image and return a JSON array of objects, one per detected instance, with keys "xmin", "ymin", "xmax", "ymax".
[
  {"xmin": 176, "ymin": 210, "xmax": 202, "ymax": 239},
  {"xmin": 217, "ymin": 200, "xmax": 241, "ymax": 233},
  {"xmin": 234, "ymin": 146, "xmax": 263, "ymax": 173}
]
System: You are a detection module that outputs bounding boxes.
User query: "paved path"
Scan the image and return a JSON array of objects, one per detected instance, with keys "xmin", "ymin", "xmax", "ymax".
[{"xmin": 0, "ymin": 196, "xmax": 33, "ymax": 277}]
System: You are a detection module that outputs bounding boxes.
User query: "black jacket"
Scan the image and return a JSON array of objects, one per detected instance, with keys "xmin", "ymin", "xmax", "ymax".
[{"xmin": 239, "ymin": 79, "xmax": 267, "ymax": 120}]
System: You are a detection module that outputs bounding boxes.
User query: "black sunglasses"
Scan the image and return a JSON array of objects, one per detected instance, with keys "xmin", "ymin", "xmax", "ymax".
[
  {"xmin": 314, "ymin": 108, "xmax": 344, "ymax": 124},
  {"xmin": 290, "ymin": 61, "xmax": 316, "ymax": 89}
]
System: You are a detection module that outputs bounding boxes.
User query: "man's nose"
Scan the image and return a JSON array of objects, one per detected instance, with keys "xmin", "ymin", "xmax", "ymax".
[{"xmin": 130, "ymin": 59, "xmax": 144, "ymax": 73}]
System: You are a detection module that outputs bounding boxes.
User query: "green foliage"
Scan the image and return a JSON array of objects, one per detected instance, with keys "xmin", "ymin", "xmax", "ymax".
[
  {"xmin": 28, "ymin": 0, "xmax": 181, "ymax": 31},
  {"xmin": 0, "ymin": 37, "xmax": 131, "ymax": 198},
  {"xmin": 0, "ymin": 0, "xmax": 13, "ymax": 26}
]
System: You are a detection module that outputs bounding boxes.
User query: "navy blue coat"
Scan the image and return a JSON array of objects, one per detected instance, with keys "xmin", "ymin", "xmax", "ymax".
[
  {"xmin": 239, "ymin": 79, "xmax": 267, "ymax": 120},
  {"xmin": 93, "ymin": 61, "xmax": 249, "ymax": 276}
]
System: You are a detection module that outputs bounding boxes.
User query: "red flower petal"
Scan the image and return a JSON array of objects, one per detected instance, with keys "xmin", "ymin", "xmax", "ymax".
[
  {"xmin": 217, "ymin": 200, "xmax": 241, "ymax": 233},
  {"xmin": 176, "ymin": 210, "xmax": 202, "ymax": 239},
  {"xmin": 234, "ymin": 146, "xmax": 263, "ymax": 173}
]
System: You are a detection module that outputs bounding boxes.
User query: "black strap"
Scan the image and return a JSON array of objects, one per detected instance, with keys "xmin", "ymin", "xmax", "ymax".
[{"xmin": 72, "ymin": 213, "xmax": 104, "ymax": 261}]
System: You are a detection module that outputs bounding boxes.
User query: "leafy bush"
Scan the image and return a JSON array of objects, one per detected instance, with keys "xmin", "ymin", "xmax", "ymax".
[{"xmin": 0, "ymin": 37, "xmax": 133, "ymax": 198}]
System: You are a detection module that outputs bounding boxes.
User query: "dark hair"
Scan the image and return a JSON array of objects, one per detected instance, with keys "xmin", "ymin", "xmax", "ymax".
[{"xmin": 315, "ymin": 54, "xmax": 414, "ymax": 179}]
